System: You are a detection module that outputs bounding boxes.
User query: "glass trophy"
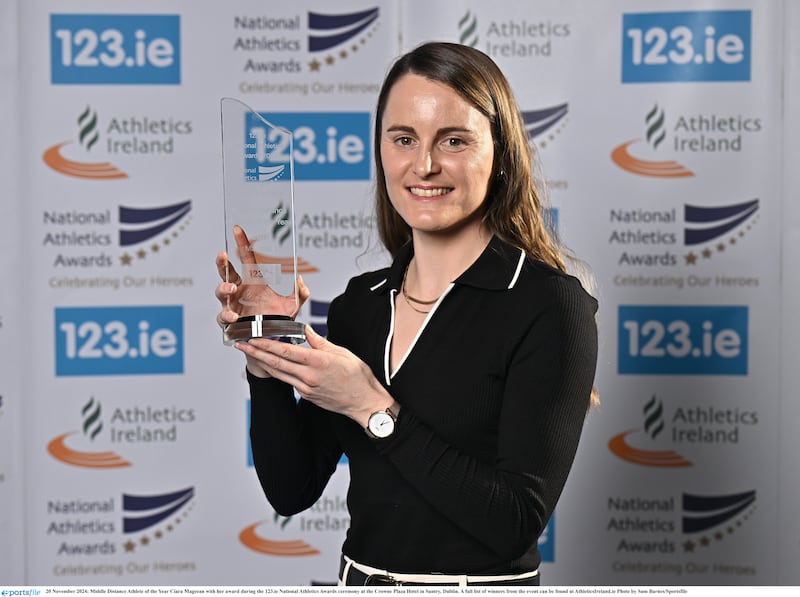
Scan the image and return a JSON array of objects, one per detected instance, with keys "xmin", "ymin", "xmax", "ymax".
[{"xmin": 220, "ymin": 97, "xmax": 306, "ymax": 345}]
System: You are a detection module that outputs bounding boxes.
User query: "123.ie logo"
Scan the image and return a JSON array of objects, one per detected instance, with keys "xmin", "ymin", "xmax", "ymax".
[
  {"xmin": 245, "ymin": 112, "xmax": 370, "ymax": 181},
  {"xmin": 618, "ymin": 305, "xmax": 748, "ymax": 375},
  {"xmin": 55, "ymin": 305, "xmax": 183, "ymax": 376},
  {"xmin": 622, "ymin": 10, "xmax": 751, "ymax": 83},
  {"xmin": 51, "ymin": 14, "xmax": 181, "ymax": 84}
]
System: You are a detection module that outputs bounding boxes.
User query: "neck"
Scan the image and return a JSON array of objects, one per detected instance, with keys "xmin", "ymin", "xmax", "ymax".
[{"xmin": 407, "ymin": 226, "xmax": 492, "ymax": 294}]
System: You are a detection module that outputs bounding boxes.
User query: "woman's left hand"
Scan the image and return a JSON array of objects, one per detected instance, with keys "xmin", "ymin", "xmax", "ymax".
[{"xmin": 235, "ymin": 325, "xmax": 395, "ymax": 427}]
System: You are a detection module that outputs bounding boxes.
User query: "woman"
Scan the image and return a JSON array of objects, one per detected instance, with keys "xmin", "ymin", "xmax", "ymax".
[{"xmin": 215, "ymin": 42, "xmax": 598, "ymax": 586}]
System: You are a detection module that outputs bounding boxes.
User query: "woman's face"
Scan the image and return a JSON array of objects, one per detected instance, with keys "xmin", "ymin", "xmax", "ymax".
[{"xmin": 380, "ymin": 73, "xmax": 495, "ymax": 237}]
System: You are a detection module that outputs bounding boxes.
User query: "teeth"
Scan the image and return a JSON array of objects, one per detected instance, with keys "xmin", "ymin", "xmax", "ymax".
[{"xmin": 409, "ymin": 187, "xmax": 451, "ymax": 197}]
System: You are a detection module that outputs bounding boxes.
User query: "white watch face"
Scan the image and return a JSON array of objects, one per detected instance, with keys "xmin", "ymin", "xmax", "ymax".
[{"xmin": 368, "ymin": 411, "xmax": 395, "ymax": 438}]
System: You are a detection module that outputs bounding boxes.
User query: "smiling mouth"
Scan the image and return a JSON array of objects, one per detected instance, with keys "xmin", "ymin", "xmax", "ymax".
[{"xmin": 409, "ymin": 187, "xmax": 452, "ymax": 198}]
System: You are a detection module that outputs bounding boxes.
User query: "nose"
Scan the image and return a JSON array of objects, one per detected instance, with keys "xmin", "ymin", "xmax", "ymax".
[{"xmin": 414, "ymin": 148, "xmax": 438, "ymax": 177}]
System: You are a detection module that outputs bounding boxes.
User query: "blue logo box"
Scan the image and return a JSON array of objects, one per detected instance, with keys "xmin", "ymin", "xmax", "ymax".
[
  {"xmin": 55, "ymin": 305, "xmax": 184, "ymax": 376},
  {"xmin": 51, "ymin": 14, "xmax": 181, "ymax": 84},
  {"xmin": 618, "ymin": 305, "xmax": 748, "ymax": 375},
  {"xmin": 622, "ymin": 10, "xmax": 751, "ymax": 83}
]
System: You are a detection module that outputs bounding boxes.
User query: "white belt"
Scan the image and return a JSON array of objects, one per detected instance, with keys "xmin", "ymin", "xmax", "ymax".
[{"xmin": 339, "ymin": 555, "xmax": 539, "ymax": 586}]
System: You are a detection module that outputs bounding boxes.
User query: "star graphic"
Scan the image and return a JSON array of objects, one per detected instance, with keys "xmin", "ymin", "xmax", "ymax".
[
  {"xmin": 124, "ymin": 540, "xmax": 136, "ymax": 552},
  {"xmin": 120, "ymin": 253, "xmax": 133, "ymax": 266},
  {"xmin": 702, "ymin": 248, "xmax": 712, "ymax": 259},
  {"xmin": 682, "ymin": 540, "xmax": 696, "ymax": 552},
  {"xmin": 308, "ymin": 59, "xmax": 321, "ymax": 72},
  {"xmin": 136, "ymin": 248, "xmax": 147, "ymax": 259},
  {"xmin": 716, "ymin": 243, "xmax": 726, "ymax": 252},
  {"xmin": 325, "ymin": 55, "xmax": 335, "ymax": 65},
  {"xmin": 685, "ymin": 252, "xmax": 697, "ymax": 265}
]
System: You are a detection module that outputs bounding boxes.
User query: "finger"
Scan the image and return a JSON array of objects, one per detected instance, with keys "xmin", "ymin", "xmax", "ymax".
[
  {"xmin": 304, "ymin": 325, "xmax": 327, "ymax": 349},
  {"xmin": 216, "ymin": 251, "xmax": 243, "ymax": 286},
  {"xmin": 235, "ymin": 341, "xmax": 312, "ymax": 386},
  {"xmin": 217, "ymin": 309, "xmax": 238, "ymax": 328},
  {"xmin": 233, "ymin": 225, "xmax": 257, "ymax": 265},
  {"xmin": 296, "ymin": 275, "xmax": 311, "ymax": 303}
]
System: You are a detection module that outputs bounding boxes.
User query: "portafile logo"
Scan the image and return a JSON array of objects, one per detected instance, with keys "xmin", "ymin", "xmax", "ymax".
[
  {"xmin": 608, "ymin": 395, "xmax": 692, "ymax": 468},
  {"xmin": 307, "ymin": 7, "xmax": 380, "ymax": 72},
  {"xmin": 43, "ymin": 106, "xmax": 127, "ymax": 180}
]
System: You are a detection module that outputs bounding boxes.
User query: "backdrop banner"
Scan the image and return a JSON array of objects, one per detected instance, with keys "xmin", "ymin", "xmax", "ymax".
[{"xmin": 3, "ymin": 0, "xmax": 798, "ymax": 587}]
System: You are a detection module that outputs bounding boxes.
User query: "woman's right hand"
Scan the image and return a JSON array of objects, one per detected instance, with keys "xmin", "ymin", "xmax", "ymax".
[{"xmin": 214, "ymin": 225, "xmax": 310, "ymax": 375}]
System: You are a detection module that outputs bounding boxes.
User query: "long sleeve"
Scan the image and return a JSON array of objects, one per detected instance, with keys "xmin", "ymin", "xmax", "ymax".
[{"xmin": 248, "ymin": 373, "xmax": 343, "ymax": 516}]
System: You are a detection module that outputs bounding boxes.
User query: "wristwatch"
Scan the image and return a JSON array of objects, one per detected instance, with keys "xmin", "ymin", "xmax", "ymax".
[{"xmin": 365, "ymin": 407, "xmax": 397, "ymax": 439}]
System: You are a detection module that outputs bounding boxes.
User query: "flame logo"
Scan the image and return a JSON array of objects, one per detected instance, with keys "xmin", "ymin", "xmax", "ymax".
[
  {"xmin": 42, "ymin": 106, "xmax": 127, "ymax": 180},
  {"xmin": 645, "ymin": 104, "xmax": 667, "ymax": 149},
  {"xmin": 47, "ymin": 397, "xmax": 131, "ymax": 469},
  {"xmin": 81, "ymin": 397, "xmax": 103, "ymax": 441},
  {"xmin": 459, "ymin": 11, "xmax": 479, "ymax": 47},
  {"xmin": 611, "ymin": 104, "xmax": 693, "ymax": 178},
  {"xmin": 78, "ymin": 106, "xmax": 100, "ymax": 151},
  {"xmin": 246, "ymin": 204, "xmax": 319, "ymax": 275},
  {"xmin": 608, "ymin": 395, "xmax": 691, "ymax": 468},
  {"xmin": 643, "ymin": 395, "xmax": 664, "ymax": 439}
]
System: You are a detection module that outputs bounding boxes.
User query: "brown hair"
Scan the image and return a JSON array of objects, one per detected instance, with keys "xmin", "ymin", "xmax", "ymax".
[{"xmin": 373, "ymin": 41, "xmax": 566, "ymax": 272}]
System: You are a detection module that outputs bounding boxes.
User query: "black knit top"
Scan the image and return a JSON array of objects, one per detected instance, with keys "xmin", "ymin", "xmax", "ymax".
[{"xmin": 248, "ymin": 235, "xmax": 598, "ymax": 575}]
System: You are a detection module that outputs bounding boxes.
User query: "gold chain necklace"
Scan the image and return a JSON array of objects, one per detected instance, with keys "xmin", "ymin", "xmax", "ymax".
[{"xmin": 401, "ymin": 263, "xmax": 441, "ymax": 314}]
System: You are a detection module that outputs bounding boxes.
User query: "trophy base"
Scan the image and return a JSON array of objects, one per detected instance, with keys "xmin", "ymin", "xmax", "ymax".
[{"xmin": 223, "ymin": 315, "xmax": 306, "ymax": 345}]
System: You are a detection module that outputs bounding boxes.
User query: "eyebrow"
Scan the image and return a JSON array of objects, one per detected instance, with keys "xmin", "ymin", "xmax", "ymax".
[{"xmin": 384, "ymin": 124, "xmax": 475, "ymax": 136}]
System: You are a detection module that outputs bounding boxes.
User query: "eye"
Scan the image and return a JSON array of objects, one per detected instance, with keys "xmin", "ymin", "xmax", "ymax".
[
  {"xmin": 441, "ymin": 137, "xmax": 466, "ymax": 151},
  {"xmin": 394, "ymin": 136, "xmax": 414, "ymax": 146}
]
